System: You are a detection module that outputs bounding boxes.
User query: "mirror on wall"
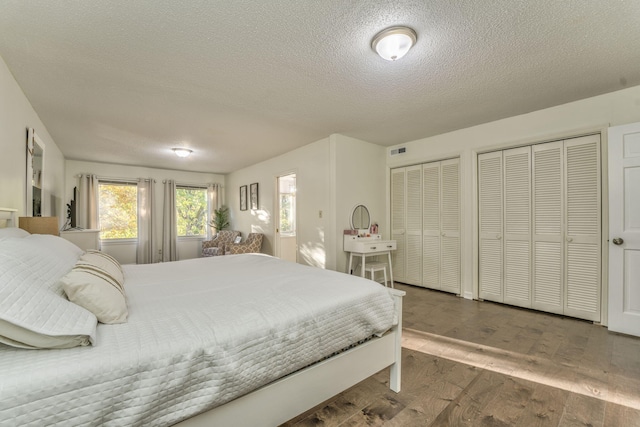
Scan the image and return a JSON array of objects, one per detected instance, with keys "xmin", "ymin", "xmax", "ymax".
[
  {"xmin": 350, "ymin": 204, "xmax": 370, "ymax": 231},
  {"xmin": 26, "ymin": 128, "xmax": 45, "ymax": 217}
]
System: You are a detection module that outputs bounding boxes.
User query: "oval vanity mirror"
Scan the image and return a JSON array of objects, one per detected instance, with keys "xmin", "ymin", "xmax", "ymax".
[{"xmin": 350, "ymin": 204, "xmax": 371, "ymax": 231}]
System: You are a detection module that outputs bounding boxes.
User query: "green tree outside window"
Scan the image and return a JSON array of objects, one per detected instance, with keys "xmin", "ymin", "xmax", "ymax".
[
  {"xmin": 98, "ymin": 183, "xmax": 138, "ymax": 239},
  {"xmin": 176, "ymin": 187, "xmax": 208, "ymax": 237}
]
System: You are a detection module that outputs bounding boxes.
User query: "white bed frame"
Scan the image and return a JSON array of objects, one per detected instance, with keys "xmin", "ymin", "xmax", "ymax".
[
  {"xmin": 176, "ymin": 288, "xmax": 405, "ymax": 427},
  {"xmin": 0, "ymin": 207, "xmax": 404, "ymax": 426}
]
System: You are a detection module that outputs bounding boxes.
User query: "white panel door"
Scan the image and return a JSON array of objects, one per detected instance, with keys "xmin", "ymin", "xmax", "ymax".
[
  {"xmin": 405, "ymin": 166, "xmax": 423, "ymax": 285},
  {"xmin": 478, "ymin": 151, "xmax": 504, "ymax": 302},
  {"xmin": 440, "ymin": 158, "xmax": 461, "ymax": 294},
  {"xmin": 609, "ymin": 123, "xmax": 640, "ymax": 336},
  {"xmin": 391, "ymin": 168, "xmax": 406, "ymax": 282},
  {"xmin": 503, "ymin": 146, "xmax": 532, "ymax": 307},
  {"xmin": 532, "ymin": 141, "xmax": 564, "ymax": 315},
  {"xmin": 422, "ymin": 162, "xmax": 441, "ymax": 289},
  {"xmin": 564, "ymin": 135, "xmax": 601, "ymax": 321}
]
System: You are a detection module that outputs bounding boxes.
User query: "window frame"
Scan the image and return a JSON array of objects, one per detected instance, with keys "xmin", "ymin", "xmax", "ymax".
[
  {"xmin": 279, "ymin": 192, "xmax": 296, "ymax": 236},
  {"xmin": 97, "ymin": 179, "xmax": 139, "ymax": 242},
  {"xmin": 175, "ymin": 184, "xmax": 210, "ymax": 239}
]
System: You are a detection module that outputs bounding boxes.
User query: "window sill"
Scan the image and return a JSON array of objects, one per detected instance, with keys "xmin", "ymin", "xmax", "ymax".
[
  {"xmin": 101, "ymin": 238, "xmax": 138, "ymax": 245},
  {"xmin": 178, "ymin": 235, "xmax": 206, "ymax": 241}
]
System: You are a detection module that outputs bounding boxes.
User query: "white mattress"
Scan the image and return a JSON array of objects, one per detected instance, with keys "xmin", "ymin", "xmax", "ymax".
[{"xmin": 0, "ymin": 254, "xmax": 395, "ymax": 426}]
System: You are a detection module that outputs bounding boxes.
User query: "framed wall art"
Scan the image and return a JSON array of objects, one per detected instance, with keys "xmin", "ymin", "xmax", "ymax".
[
  {"xmin": 240, "ymin": 185, "xmax": 248, "ymax": 211},
  {"xmin": 250, "ymin": 183, "xmax": 259, "ymax": 210}
]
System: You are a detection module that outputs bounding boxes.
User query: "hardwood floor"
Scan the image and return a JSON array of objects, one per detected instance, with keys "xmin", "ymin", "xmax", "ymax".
[{"xmin": 282, "ymin": 284, "xmax": 640, "ymax": 426}]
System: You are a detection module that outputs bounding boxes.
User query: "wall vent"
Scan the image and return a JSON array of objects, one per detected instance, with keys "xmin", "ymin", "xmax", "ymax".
[{"xmin": 390, "ymin": 147, "xmax": 406, "ymax": 156}]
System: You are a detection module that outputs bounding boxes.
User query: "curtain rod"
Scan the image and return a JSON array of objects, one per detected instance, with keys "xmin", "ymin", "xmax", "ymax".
[
  {"xmin": 76, "ymin": 174, "xmax": 155, "ymax": 183},
  {"xmin": 162, "ymin": 181, "xmax": 222, "ymax": 188}
]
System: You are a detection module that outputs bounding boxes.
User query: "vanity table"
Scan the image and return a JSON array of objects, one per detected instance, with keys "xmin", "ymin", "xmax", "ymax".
[
  {"xmin": 343, "ymin": 204, "xmax": 396, "ymax": 286},
  {"xmin": 344, "ymin": 235, "xmax": 397, "ymax": 287}
]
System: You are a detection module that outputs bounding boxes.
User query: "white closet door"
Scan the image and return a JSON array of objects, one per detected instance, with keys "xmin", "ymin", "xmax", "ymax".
[
  {"xmin": 608, "ymin": 122, "xmax": 640, "ymax": 336},
  {"xmin": 391, "ymin": 168, "xmax": 406, "ymax": 282},
  {"xmin": 405, "ymin": 166, "xmax": 423, "ymax": 285},
  {"xmin": 422, "ymin": 162, "xmax": 441, "ymax": 289},
  {"xmin": 440, "ymin": 158, "xmax": 461, "ymax": 294},
  {"xmin": 503, "ymin": 147, "xmax": 532, "ymax": 307},
  {"xmin": 478, "ymin": 151, "xmax": 504, "ymax": 302},
  {"xmin": 532, "ymin": 141, "xmax": 564, "ymax": 315},
  {"xmin": 564, "ymin": 135, "xmax": 601, "ymax": 321}
]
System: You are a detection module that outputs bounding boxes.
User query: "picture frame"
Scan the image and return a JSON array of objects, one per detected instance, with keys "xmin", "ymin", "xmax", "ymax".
[
  {"xmin": 250, "ymin": 183, "xmax": 259, "ymax": 210},
  {"xmin": 240, "ymin": 185, "xmax": 248, "ymax": 211}
]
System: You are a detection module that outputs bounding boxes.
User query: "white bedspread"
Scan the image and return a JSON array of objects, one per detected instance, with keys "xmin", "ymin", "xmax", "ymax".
[{"xmin": 0, "ymin": 254, "xmax": 395, "ymax": 426}]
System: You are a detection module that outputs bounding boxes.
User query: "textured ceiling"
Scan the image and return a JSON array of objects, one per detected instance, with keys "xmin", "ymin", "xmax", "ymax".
[{"xmin": 1, "ymin": 1, "xmax": 639, "ymax": 173}]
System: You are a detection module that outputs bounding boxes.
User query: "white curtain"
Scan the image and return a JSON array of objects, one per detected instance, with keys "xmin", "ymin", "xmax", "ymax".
[
  {"xmin": 207, "ymin": 183, "xmax": 222, "ymax": 239},
  {"xmin": 136, "ymin": 178, "xmax": 155, "ymax": 264},
  {"xmin": 77, "ymin": 174, "xmax": 99, "ymax": 230},
  {"xmin": 162, "ymin": 180, "xmax": 178, "ymax": 262}
]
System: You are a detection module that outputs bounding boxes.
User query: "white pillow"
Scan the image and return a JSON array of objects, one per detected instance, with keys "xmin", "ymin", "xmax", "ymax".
[
  {"xmin": 0, "ymin": 227, "xmax": 30, "ymax": 241},
  {"xmin": 19, "ymin": 234, "xmax": 84, "ymax": 294},
  {"xmin": 0, "ymin": 238, "xmax": 97, "ymax": 349},
  {"xmin": 25, "ymin": 233, "xmax": 84, "ymax": 262},
  {"xmin": 61, "ymin": 258, "xmax": 128, "ymax": 324}
]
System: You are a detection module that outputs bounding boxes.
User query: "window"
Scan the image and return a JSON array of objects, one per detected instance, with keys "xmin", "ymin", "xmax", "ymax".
[
  {"xmin": 176, "ymin": 186, "xmax": 208, "ymax": 237},
  {"xmin": 279, "ymin": 192, "xmax": 296, "ymax": 235},
  {"xmin": 98, "ymin": 182, "xmax": 138, "ymax": 239}
]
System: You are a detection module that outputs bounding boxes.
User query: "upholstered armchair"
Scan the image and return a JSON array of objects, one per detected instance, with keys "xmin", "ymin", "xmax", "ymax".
[
  {"xmin": 202, "ymin": 230, "xmax": 240, "ymax": 257},
  {"xmin": 224, "ymin": 233, "xmax": 263, "ymax": 255}
]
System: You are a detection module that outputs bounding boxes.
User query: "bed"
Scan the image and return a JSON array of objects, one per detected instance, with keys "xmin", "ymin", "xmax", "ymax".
[{"xmin": 0, "ymin": 209, "xmax": 404, "ymax": 427}]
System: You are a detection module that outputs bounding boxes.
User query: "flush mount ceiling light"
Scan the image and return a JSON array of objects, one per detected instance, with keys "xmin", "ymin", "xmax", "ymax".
[
  {"xmin": 371, "ymin": 26, "xmax": 417, "ymax": 61},
  {"xmin": 172, "ymin": 148, "xmax": 193, "ymax": 158}
]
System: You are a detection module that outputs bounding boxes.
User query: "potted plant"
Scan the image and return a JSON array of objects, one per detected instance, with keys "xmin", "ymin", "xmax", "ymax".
[{"xmin": 210, "ymin": 206, "xmax": 230, "ymax": 235}]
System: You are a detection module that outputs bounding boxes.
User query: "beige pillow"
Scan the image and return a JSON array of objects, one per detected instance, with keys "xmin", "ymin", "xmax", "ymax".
[
  {"xmin": 61, "ymin": 260, "xmax": 128, "ymax": 324},
  {"xmin": 80, "ymin": 250, "xmax": 124, "ymax": 284}
]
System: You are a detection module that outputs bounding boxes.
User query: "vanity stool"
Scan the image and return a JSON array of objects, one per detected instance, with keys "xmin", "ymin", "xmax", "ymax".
[{"xmin": 360, "ymin": 262, "xmax": 392, "ymax": 288}]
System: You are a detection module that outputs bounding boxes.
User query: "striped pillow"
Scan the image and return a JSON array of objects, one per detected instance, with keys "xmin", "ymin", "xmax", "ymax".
[
  {"xmin": 61, "ymin": 255, "xmax": 128, "ymax": 324},
  {"xmin": 80, "ymin": 250, "xmax": 124, "ymax": 284}
]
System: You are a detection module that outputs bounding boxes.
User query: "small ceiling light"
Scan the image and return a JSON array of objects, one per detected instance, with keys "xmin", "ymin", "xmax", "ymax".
[
  {"xmin": 172, "ymin": 148, "xmax": 193, "ymax": 158},
  {"xmin": 371, "ymin": 26, "xmax": 417, "ymax": 61}
]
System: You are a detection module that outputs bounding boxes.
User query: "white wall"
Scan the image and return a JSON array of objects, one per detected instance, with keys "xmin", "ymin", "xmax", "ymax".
[
  {"xmin": 387, "ymin": 84, "xmax": 640, "ymax": 299},
  {"xmin": 65, "ymin": 160, "xmax": 224, "ymax": 264},
  {"xmin": 226, "ymin": 134, "xmax": 386, "ymax": 273},
  {"xmin": 331, "ymin": 134, "xmax": 386, "ymax": 274},
  {"xmin": 0, "ymin": 55, "xmax": 66, "ymax": 223},
  {"xmin": 226, "ymin": 138, "xmax": 333, "ymax": 268}
]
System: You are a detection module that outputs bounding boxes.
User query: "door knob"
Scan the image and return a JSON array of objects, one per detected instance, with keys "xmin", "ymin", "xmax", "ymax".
[
  {"xmin": 566, "ymin": 237, "xmax": 573, "ymax": 243},
  {"xmin": 613, "ymin": 237, "xmax": 624, "ymax": 245},
  {"xmin": 496, "ymin": 234, "xmax": 502, "ymax": 240}
]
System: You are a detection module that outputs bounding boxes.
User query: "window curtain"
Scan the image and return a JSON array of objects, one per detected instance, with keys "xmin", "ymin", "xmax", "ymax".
[
  {"xmin": 77, "ymin": 174, "xmax": 99, "ymax": 231},
  {"xmin": 162, "ymin": 179, "xmax": 178, "ymax": 262},
  {"xmin": 136, "ymin": 178, "xmax": 155, "ymax": 264},
  {"xmin": 207, "ymin": 183, "xmax": 222, "ymax": 239}
]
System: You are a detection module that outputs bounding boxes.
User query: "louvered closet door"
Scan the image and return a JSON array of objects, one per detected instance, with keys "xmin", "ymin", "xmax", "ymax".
[
  {"xmin": 503, "ymin": 147, "xmax": 531, "ymax": 307},
  {"xmin": 440, "ymin": 158, "xmax": 461, "ymax": 294},
  {"xmin": 391, "ymin": 168, "xmax": 406, "ymax": 282},
  {"xmin": 405, "ymin": 166, "xmax": 423, "ymax": 285},
  {"xmin": 564, "ymin": 135, "xmax": 601, "ymax": 321},
  {"xmin": 422, "ymin": 162, "xmax": 441, "ymax": 289},
  {"xmin": 479, "ymin": 151, "xmax": 504, "ymax": 302},
  {"xmin": 532, "ymin": 141, "xmax": 564, "ymax": 315}
]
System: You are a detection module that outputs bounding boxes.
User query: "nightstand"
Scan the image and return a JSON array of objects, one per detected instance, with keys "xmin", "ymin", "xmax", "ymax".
[{"xmin": 60, "ymin": 229, "xmax": 100, "ymax": 251}]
